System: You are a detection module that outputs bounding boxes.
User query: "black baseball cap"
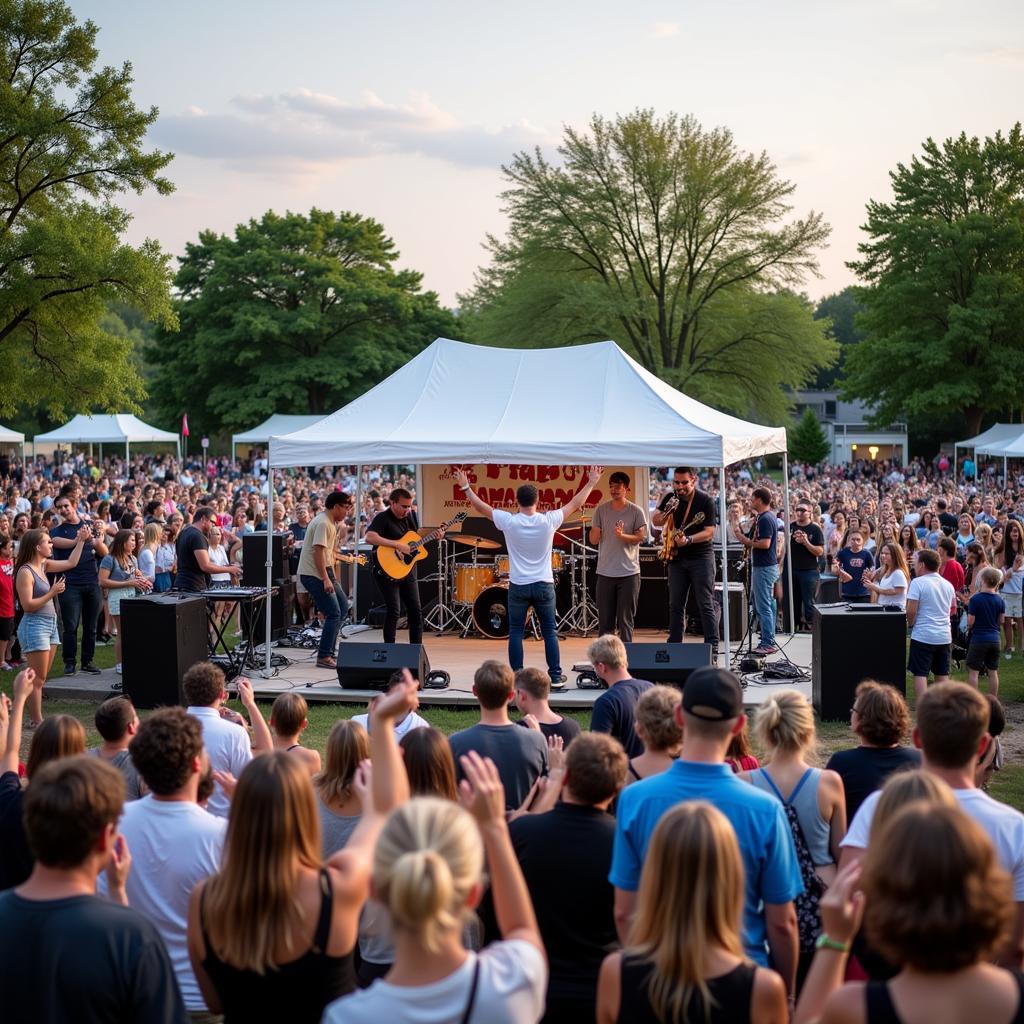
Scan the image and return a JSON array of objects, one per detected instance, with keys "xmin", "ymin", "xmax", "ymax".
[{"xmin": 682, "ymin": 667, "xmax": 744, "ymax": 721}]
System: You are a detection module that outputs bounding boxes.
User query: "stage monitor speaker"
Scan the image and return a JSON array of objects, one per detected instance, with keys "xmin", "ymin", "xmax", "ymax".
[
  {"xmin": 624, "ymin": 642, "xmax": 713, "ymax": 689},
  {"xmin": 337, "ymin": 643, "xmax": 429, "ymax": 691},
  {"xmin": 812, "ymin": 605, "xmax": 907, "ymax": 719},
  {"xmin": 120, "ymin": 594, "xmax": 208, "ymax": 708},
  {"xmin": 635, "ymin": 550, "xmax": 668, "ymax": 630},
  {"xmin": 242, "ymin": 532, "xmax": 289, "ymax": 586},
  {"xmin": 714, "ymin": 582, "xmax": 747, "ymax": 643},
  {"xmin": 240, "ymin": 580, "xmax": 295, "ymax": 641}
]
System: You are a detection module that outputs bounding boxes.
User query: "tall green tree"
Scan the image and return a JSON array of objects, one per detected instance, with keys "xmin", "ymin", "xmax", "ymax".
[
  {"xmin": 0, "ymin": 0, "xmax": 176, "ymax": 417},
  {"xmin": 843, "ymin": 126, "xmax": 1024, "ymax": 436},
  {"xmin": 148, "ymin": 209, "xmax": 457, "ymax": 434},
  {"xmin": 789, "ymin": 407, "xmax": 831, "ymax": 464},
  {"xmin": 812, "ymin": 286, "xmax": 863, "ymax": 388},
  {"xmin": 460, "ymin": 110, "xmax": 835, "ymax": 420}
]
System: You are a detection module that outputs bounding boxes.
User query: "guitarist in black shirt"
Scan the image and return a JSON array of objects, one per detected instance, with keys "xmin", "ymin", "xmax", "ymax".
[
  {"xmin": 652, "ymin": 468, "xmax": 719, "ymax": 659},
  {"xmin": 365, "ymin": 488, "xmax": 445, "ymax": 644}
]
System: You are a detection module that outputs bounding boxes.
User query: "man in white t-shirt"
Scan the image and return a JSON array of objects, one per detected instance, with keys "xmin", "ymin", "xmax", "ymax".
[
  {"xmin": 183, "ymin": 662, "xmax": 273, "ymax": 817},
  {"xmin": 905, "ymin": 547, "xmax": 956, "ymax": 702},
  {"xmin": 840, "ymin": 682, "xmax": 1024, "ymax": 966},
  {"xmin": 98, "ymin": 706, "xmax": 226, "ymax": 1016},
  {"xmin": 455, "ymin": 466, "xmax": 603, "ymax": 687}
]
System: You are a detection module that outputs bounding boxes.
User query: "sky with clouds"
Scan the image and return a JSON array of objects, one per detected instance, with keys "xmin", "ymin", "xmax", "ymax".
[{"xmin": 72, "ymin": 0, "xmax": 1023, "ymax": 307}]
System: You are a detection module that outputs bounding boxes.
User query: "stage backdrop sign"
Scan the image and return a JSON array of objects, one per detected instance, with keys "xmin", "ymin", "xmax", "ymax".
[{"xmin": 417, "ymin": 464, "xmax": 650, "ymax": 529}]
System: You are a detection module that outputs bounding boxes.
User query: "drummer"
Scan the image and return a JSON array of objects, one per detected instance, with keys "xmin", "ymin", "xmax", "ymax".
[
  {"xmin": 589, "ymin": 471, "xmax": 648, "ymax": 642},
  {"xmin": 455, "ymin": 466, "xmax": 603, "ymax": 689}
]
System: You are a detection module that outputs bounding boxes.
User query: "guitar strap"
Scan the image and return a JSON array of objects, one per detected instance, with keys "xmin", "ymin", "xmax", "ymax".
[{"xmin": 679, "ymin": 490, "xmax": 696, "ymax": 534}]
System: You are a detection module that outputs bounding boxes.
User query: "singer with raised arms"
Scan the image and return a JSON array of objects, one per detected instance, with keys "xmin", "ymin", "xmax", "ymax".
[{"xmin": 455, "ymin": 466, "xmax": 603, "ymax": 689}]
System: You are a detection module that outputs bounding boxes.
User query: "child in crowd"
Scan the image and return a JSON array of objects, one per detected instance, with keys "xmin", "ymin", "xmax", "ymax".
[
  {"xmin": 269, "ymin": 692, "xmax": 321, "ymax": 775},
  {"xmin": 0, "ymin": 536, "xmax": 16, "ymax": 668},
  {"xmin": 513, "ymin": 666, "xmax": 581, "ymax": 747},
  {"xmin": 967, "ymin": 566, "xmax": 1006, "ymax": 696},
  {"xmin": 88, "ymin": 695, "xmax": 143, "ymax": 800}
]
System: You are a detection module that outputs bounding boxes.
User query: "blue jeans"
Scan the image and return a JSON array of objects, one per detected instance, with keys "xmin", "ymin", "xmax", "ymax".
[
  {"xmin": 508, "ymin": 581, "xmax": 561, "ymax": 681},
  {"xmin": 751, "ymin": 564, "xmax": 778, "ymax": 648},
  {"xmin": 57, "ymin": 583, "xmax": 101, "ymax": 667},
  {"xmin": 793, "ymin": 569, "xmax": 820, "ymax": 627},
  {"xmin": 299, "ymin": 571, "xmax": 350, "ymax": 660}
]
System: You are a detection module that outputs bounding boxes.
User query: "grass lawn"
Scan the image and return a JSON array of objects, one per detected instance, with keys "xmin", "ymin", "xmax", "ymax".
[{"xmin": 3, "ymin": 631, "xmax": 1023, "ymax": 809}]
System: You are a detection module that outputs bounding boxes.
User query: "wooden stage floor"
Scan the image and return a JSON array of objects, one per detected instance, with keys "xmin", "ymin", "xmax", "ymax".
[{"xmin": 45, "ymin": 628, "xmax": 812, "ymax": 711}]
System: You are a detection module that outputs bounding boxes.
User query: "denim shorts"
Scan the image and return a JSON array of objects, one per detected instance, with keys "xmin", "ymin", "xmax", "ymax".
[{"xmin": 17, "ymin": 612, "xmax": 60, "ymax": 653}]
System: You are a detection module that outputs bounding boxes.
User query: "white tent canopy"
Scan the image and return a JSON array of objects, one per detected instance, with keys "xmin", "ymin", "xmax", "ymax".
[
  {"xmin": 262, "ymin": 338, "xmax": 790, "ymax": 675},
  {"xmin": 269, "ymin": 338, "xmax": 787, "ymax": 468},
  {"xmin": 33, "ymin": 414, "xmax": 180, "ymax": 458},
  {"xmin": 231, "ymin": 414, "xmax": 324, "ymax": 461},
  {"xmin": 0, "ymin": 423, "xmax": 25, "ymax": 461}
]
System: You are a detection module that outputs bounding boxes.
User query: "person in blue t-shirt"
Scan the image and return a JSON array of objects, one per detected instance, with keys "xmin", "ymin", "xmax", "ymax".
[
  {"xmin": 732, "ymin": 488, "xmax": 780, "ymax": 656},
  {"xmin": 967, "ymin": 567, "xmax": 1006, "ymax": 695},
  {"xmin": 832, "ymin": 529, "xmax": 874, "ymax": 603},
  {"xmin": 610, "ymin": 667, "xmax": 802, "ymax": 998}
]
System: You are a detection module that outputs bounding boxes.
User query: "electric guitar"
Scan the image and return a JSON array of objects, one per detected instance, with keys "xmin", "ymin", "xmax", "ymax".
[{"xmin": 372, "ymin": 512, "xmax": 468, "ymax": 581}]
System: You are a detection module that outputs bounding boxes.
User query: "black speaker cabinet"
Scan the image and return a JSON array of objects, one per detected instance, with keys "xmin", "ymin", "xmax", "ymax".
[
  {"xmin": 336, "ymin": 643, "xmax": 430, "ymax": 690},
  {"xmin": 242, "ymin": 532, "xmax": 290, "ymax": 586},
  {"xmin": 240, "ymin": 580, "xmax": 295, "ymax": 641},
  {"xmin": 120, "ymin": 594, "xmax": 209, "ymax": 708},
  {"xmin": 635, "ymin": 549, "xmax": 668, "ymax": 629},
  {"xmin": 812, "ymin": 605, "xmax": 907, "ymax": 719},
  {"xmin": 714, "ymin": 582, "xmax": 747, "ymax": 643},
  {"xmin": 623, "ymin": 642, "xmax": 713, "ymax": 689}
]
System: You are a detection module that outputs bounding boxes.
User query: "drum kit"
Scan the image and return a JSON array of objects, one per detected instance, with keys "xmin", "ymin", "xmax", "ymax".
[{"xmin": 422, "ymin": 517, "xmax": 600, "ymax": 639}]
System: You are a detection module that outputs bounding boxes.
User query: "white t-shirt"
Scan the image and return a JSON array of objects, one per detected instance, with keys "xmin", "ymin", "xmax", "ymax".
[
  {"xmin": 351, "ymin": 710, "xmax": 430, "ymax": 739},
  {"xmin": 322, "ymin": 939, "xmax": 547, "ymax": 1024},
  {"xmin": 97, "ymin": 797, "xmax": 226, "ymax": 1011},
  {"xmin": 492, "ymin": 509, "xmax": 565, "ymax": 585},
  {"xmin": 208, "ymin": 544, "xmax": 231, "ymax": 582},
  {"xmin": 842, "ymin": 786, "xmax": 1024, "ymax": 900},
  {"xmin": 907, "ymin": 572, "xmax": 955, "ymax": 644},
  {"xmin": 187, "ymin": 706, "xmax": 252, "ymax": 818},
  {"xmin": 877, "ymin": 569, "xmax": 908, "ymax": 608}
]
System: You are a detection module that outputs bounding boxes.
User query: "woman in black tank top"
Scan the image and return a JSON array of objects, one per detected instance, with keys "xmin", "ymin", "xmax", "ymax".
[
  {"xmin": 597, "ymin": 802, "xmax": 787, "ymax": 1024},
  {"xmin": 188, "ymin": 683, "xmax": 420, "ymax": 1023},
  {"xmin": 795, "ymin": 804, "xmax": 1024, "ymax": 1024}
]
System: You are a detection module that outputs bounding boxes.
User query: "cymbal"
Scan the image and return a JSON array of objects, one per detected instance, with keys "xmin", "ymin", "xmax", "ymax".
[{"xmin": 452, "ymin": 534, "xmax": 501, "ymax": 550}]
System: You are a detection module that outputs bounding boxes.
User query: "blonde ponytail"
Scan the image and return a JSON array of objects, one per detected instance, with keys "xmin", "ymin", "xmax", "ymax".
[
  {"xmin": 753, "ymin": 689, "xmax": 816, "ymax": 757},
  {"xmin": 374, "ymin": 797, "xmax": 482, "ymax": 953}
]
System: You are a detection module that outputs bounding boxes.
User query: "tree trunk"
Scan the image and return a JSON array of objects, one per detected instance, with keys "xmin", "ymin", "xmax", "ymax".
[{"xmin": 964, "ymin": 406, "xmax": 984, "ymax": 437}]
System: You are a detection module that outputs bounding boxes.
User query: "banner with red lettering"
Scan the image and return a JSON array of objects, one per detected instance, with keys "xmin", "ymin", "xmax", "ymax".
[{"xmin": 417, "ymin": 464, "xmax": 649, "ymax": 529}]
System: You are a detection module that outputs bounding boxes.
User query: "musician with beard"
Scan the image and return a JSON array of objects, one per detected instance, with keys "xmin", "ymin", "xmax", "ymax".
[{"xmin": 652, "ymin": 468, "xmax": 719, "ymax": 660}]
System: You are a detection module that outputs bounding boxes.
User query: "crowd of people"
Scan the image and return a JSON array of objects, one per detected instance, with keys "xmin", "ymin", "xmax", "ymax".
[
  {"xmin": 1, "ymin": 636, "xmax": 1021, "ymax": 1023},
  {"xmin": 0, "ymin": 449, "xmax": 1023, "ymax": 1020}
]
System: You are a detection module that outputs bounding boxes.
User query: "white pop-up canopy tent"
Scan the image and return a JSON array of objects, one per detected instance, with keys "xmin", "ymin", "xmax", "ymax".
[
  {"xmin": 33, "ymin": 414, "xmax": 180, "ymax": 459},
  {"xmin": 954, "ymin": 424, "xmax": 1024, "ymax": 483},
  {"xmin": 231, "ymin": 415, "xmax": 324, "ymax": 462},
  {"xmin": 265, "ymin": 338, "xmax": 791, "ymax": 672},
  {"xmin": 0, "ymin": 424, "xmax": 25, "ymax": 462}
]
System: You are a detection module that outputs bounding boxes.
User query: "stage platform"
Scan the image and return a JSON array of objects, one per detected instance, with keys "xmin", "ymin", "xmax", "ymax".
[{"xmin": 46, "ymin": 627, "xmax": 813, "ymax": 710}]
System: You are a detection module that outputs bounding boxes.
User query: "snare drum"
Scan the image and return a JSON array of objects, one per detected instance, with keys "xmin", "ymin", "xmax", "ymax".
[
  {"xmin": 453, "ymin": 565, "xmax": 495, "ymax": 605},
  {"xmin": 494, "ymin": 554, "xmax": 510, "ymax": 578}
]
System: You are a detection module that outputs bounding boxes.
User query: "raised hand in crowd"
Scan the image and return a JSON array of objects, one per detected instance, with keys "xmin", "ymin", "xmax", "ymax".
[{"xmin": 104, "ymin": 834, "xmax": 133, "ymax": 907}]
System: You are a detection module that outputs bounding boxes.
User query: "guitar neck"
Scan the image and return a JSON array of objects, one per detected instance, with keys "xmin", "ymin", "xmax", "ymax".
[{"xmin": 416, "ymin": 516, "xmax": 462, "ymax": 547}]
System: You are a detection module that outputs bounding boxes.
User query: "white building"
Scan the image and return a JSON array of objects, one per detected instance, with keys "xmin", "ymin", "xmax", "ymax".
[{"xmin": 791, "ymin": 390, "xmax": 908, "ymax": 465}]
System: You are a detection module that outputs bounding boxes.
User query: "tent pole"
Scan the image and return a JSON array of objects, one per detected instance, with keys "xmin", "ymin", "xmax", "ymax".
[
  {"xmin": 782, "ymin": 452, "xmax": 795, "ymax": 638},
  {"xmin": 718, "ymin": 469, "xmax": 730, "ymax": 670},
  {"xmin": 264, "ymin": 466, "xmax": 274, "ymax": 676},
  {"xmin": 352, "ymin": 465, "xmax": 362, "ymax": 623}
]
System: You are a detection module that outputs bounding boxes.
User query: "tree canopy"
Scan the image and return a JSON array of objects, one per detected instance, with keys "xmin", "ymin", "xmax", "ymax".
[
  {"xmin": 147, "ymin": 209, "xmax": 457, "ymax": 435},
  {"xmin": 459, "ymin": 109, "xmax": 835, "ymax": 420},
  {"xmin": 812, "ymin": 286, "xmax": 863, "ymax": 388},
  {"xmin": 0, "ymin": 0, "xmax": 176, "ymax": 417},
  {"xmin": 842, "ymin": 126, "xmax": 1024, "ymax": 437}
]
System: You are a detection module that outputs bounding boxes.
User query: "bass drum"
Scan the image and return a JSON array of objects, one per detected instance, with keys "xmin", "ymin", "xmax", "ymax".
[{"xmin": 472, "ymin": 584, "xmax": 534, "ymax": 639}]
